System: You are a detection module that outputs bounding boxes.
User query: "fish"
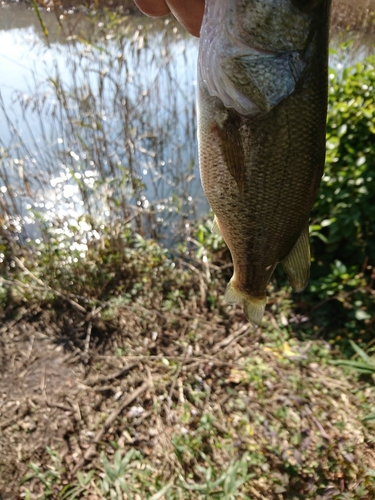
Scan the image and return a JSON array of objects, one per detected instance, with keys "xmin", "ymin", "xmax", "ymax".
[{"xmin": 197, "ymin": 0, "xmax": 331, "ymax": 325}]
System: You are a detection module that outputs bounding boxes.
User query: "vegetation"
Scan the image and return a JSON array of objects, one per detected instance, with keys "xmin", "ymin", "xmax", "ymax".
[
  {"xmin": 307, "ymin": 53, "xmax": 375, "ymax": 340},
  {"xmin": 0, "ymin": 8, "xmax": 374, "ymax": 500}
]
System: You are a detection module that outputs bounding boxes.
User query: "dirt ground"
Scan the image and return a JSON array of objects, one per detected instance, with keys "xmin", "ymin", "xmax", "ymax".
[
  {"xmin": 2, "ymin": 297, "xmax": 375, "ymax": 498},
  {"xmin": 0, "ymin": 300, "xmax": 247, "ymax": 498}
]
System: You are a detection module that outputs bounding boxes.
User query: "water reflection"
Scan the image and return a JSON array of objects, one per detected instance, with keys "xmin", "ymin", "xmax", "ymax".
[{"xmin": 0, "ymin": 3, "xmax": 374, "ymax": 248}]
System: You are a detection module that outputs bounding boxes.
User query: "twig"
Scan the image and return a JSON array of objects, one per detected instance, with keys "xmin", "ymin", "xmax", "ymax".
[
  {"xmin": 265, "ymin": 311, "xmax": 283, "ymax": 333},
  {"xmin": 85, "ymin": 362, "xmax": 138, "ymax": 386},
  {"xmin": 40, "ymin": 366, "xmax": 47, "ymax": 401},
  {"xmin": 26, "ymin": 335, "xmax": 35, "ymax": 361},
  {"xmin": 94, "ymin": 354, "xmax": 245, "ymax": 369},
  {"xmin": 304, "ymin": 405, "xmax": 330, "ymax": 441},
  {"xmin": 0, "ymin": 405, "xmax": 29, "ymax": 430},
  {"xmin": 248, "ymin": 486, "xmax": 268, "ymax": 499},
  {"xmin": 168, "ymin": 345, "xmax": 190, "ymax": 407},
  {"xmin": 72, "ymin": 381, "xmax": 149, "ymax": 473},
  {"xmin": 83, "ymin": 321, "xmax": 92, "ymax": 362},
  {"xmin": 0, "ymin": 306, "xmax": 32, "ymax": 335},
  {"xmin": 92, "ymin": 385, "xmax": 115, "ymax": 392},
  {"xmin": 45, "ymin": 402, "xmax": 73, "ymax": 413},
  {"xmin": 0, "ymin": 404, "xmax": 30, "ymax": 431},
  {"xmin": 66, "ymin": 397, "xmax": 82, "ymax": 422},
  {"xmin": 212, "ymin": 324, "xmax": 249, "ymax": 353},
  {"xmin": 202, "ymin": 382, "xmax": 212, "ymax": 413},
  {"xmin": 12, "ymin": 256, "xmax": 86, "ymax": 314},
  {"xmin": 81, "ymin": 306, "xmax": 104, "ymax": 360}
]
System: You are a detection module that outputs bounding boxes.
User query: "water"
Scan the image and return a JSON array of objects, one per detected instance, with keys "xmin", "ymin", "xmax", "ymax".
[
  {"xmin": 0, "ymin": 3, "xmax": 374, "ymax": 247},
  {"xmin": 0, "ymin": 4, "xmax": 206, "ymax": 244}
]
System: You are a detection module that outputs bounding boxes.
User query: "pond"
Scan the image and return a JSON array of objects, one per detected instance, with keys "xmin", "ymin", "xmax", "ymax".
[
  {"xmin": 0, "ymin": 3, "xmax": 205, "ymax": 245},
  {"xmin": 0, "ymin": 2, "xmax": 374, "ymax": 246}
]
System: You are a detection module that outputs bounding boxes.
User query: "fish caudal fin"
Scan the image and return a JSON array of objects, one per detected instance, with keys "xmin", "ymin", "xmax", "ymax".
[
  {"xmin": 225, "ymin": 280, "xmax": 266, "ymax": 326},
  {"xmin": 282, "ymin": 224, "xmax": 310, "ymax": 292},
  {"xmin": 243, "ymin": 299, "xmax": 267, "ymax": 327},
  {"xmin": 211, "ymin": 215, "xmax": 222, "ymax": 235}
]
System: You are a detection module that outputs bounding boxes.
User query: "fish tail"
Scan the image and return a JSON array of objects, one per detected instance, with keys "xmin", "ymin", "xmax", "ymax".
[
  {"xmin": 243, "ymin": 298, "xmax": 267, "ymax": 327},
  {"xmin": 225, "ymin": 280, "xmax": 266, "ymax": 326},
  {"xmin": 282, "ymin": 223, "xmax": 310, "ymax": 292}
]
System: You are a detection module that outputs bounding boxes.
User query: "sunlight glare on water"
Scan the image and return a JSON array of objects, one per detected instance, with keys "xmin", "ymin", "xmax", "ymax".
[{"xmin": 0, "ymin": 3, "xmax": 205, "ymax": 245}]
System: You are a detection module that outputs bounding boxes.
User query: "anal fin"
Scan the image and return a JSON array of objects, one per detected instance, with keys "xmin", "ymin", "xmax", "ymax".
[
  {"xmin": 225, "ymin": 279, "xmax": 266, "ymax": 326},
  {"xmin": 282, "ymin": 224, "xmax": 310, "ymax": 292}
]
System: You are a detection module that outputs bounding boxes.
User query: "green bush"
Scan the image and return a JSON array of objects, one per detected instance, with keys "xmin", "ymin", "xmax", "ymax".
[{"xmin": 306, "ymin": 54, "xmax": 375, "ymax": 340}]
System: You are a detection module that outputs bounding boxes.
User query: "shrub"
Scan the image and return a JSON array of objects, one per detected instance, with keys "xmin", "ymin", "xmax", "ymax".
[{"xmin": 306, "ymin": 54, "xmax": 375, "ymax": 340}]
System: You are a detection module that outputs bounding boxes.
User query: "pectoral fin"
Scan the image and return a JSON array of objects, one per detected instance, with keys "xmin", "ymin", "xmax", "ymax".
[
  {"xmin": 216, "ymin": 111, "xmax": 246, "ymax": 193},
  {"xmin": 211, "ymin": 215, "xmax": 222, "ymax": 235},
  {"xmin": 282, "ymin": 224, "xmax": 310, "ymax": 292}
]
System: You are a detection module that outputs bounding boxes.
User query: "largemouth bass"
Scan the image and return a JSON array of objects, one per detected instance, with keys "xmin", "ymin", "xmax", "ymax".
[{"xmin": 198, "ymin": 0, "xmax": 331, "ymax": 325}]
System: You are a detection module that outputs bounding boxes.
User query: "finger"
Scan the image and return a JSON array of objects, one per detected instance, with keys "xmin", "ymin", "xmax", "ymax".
[
  {"xmin": 134, "ymin": 0, "xmax": 171, "ymax": 17},
  {"xmin": 166, "ymin": 0, "xmax": 205, "ymax": 37}
]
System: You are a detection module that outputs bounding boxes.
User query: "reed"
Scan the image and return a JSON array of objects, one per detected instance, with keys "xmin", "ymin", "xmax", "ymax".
[
  {"xmin": 0, "ymin": 11, "xmax": 204, "ymax": 256},
  {"xmin": 332, "ymin": 0, "xmax": 375, "ymax": 33}
]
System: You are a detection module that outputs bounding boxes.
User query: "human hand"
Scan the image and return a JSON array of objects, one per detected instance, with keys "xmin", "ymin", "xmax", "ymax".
[{"xmin": 134, "ymin": 0, "xmax": 205, "ymax": 37}]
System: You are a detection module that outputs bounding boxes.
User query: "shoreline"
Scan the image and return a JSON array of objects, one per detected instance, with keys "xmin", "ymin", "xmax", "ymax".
[{"xmin": 2, "ymin": 0, "xmax": 375, "ymax": 33}]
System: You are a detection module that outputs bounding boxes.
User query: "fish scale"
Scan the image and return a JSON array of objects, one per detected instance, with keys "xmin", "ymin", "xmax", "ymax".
[{"xmin": 198, "ymin": 0, "xmax": 331, "ymax": 325}]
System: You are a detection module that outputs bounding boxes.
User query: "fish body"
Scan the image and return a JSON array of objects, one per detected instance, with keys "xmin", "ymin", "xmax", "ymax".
[{"xmin": 197, "ymin": 0, "xmax": 331, "ymax": 325}]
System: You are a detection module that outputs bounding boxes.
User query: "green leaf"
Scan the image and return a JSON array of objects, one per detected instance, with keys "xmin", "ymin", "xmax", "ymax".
[
  {"xmin": 362, "ymin": 413, "xmax": 375, "ymax": 422},
  {"xmin": 101, "ymin": 452, "xmax": 116, "ymax": 482},
  {"xmin": 149, "ymin": 482, "xmax": 173, "ymax": 500},
  {"xmin": 349, "ymin": 340, "xmax": 375, "ymax": 365},
  {"xmin": 355, "ymin": 309, "xmax": 371, "ymax": 321},
  {"xmin": 113, "ymin": 448, "xmax": 123, "ymax": 473},
  {"xmin": 331, "ymin": 359, "xmax": 375, "ymax": 374}
]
